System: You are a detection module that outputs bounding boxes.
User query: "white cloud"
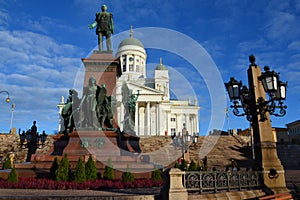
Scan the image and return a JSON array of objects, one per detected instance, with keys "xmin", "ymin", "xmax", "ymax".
[
  {"xmin": 0, "ymin": 28, "xmax": 83, "ymax": 132},
  {"xmin": 288, "ymin": 41, "xmax": 300, "ymax": 51},
  {"xmin": 0, "ymin": 9, "xmax": 9, "ymax": 29}
]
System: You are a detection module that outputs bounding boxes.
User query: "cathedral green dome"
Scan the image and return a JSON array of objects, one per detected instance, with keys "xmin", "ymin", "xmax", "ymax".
[
  {"xmin": 155, "ymin": 58, "xmax": 167, "ymax": 70},
  {"xmin": 155, "ymin": 63, "xmax": 167, "ymax": 70},
  {"xmin": 118, "ymin": 37, "xmax": 144, "ymax": 49}
]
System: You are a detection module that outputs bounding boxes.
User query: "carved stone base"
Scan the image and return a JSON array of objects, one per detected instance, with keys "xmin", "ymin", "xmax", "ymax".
[{"xmin": 29, "ymin": 130, "xmax": 153, "ymax": 173}]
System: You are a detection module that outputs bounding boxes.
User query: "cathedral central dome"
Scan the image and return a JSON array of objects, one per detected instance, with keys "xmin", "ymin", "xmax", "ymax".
[{"xmin": 118, "ymin": 37, "xmax": 144, "ymax": 49}]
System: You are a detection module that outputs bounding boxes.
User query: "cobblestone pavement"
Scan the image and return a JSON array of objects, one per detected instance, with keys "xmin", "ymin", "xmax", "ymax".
[{"xmin": 0, "ymin": 188, "xmax": 162, "ymax": 200}]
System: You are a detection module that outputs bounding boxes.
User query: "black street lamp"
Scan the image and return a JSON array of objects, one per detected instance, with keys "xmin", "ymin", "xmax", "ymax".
[
  {"xmin": 19, "ymin": 129, "xmax": 48, "ymax": 162},
  {"xmin": 224, "ymin": 56, "xmax": 287, "ymax": 122},
  {"xmin": 0, "ymin": 91, "xmax": 11, "ymax": 103},
  {"xmin": 192, "ymin": 132, "xmax": 198, "ymax": 143},
  {"xmin": 19, "ymin": 130, "xmax": 48, "ymax": 149}
]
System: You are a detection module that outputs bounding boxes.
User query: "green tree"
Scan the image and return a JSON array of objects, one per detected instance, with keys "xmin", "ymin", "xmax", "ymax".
[
  {"xmin": 74, "ymin": 156, "xmax": 86, "ymax": 183},
  {"xmin": 103, "ymin": 157, "xmax": 114, "ymax": 180},
  {"xmin": 151, "ymin": 166, "xmax": 162, "ymax": 181},
  {"xmin": 180, "ymin": 159, "xmax": 188, "ymax": 171},
  {"xmin": 55, "ymin": 154, "xmax": 70, "ymax": 181},
  {"xmin": 50, "ymin": 157, "xmax": 60, "ymax": 180},
  {"xmin": 7, "ymin": 167, "xmax": 18, "ymax": 183},
  {"xmin": 188, "ymin": 160, "xmax": 198, "ymax": 171},
  {"xmin": 2, "ymin": 156, "xmax": 12, "ymax": 170},
  {"xmin": 122, "ymin": 164, "xmax": 134, "ymax": 183},
  {"xmin": 174, "ymin": 161, "xmax": 180, "ymax": 169},
  {"xmin": 85, "ymin": 155, "xmax": 97, "ymax": 181}
]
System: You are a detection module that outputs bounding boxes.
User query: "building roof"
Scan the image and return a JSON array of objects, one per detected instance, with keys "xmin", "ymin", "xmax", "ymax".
[{"xmin": 286, "ymin": 119, "xmax": 300, "ymax": 127}]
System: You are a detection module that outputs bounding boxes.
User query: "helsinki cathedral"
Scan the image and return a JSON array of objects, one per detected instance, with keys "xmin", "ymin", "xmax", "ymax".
[{"xmin": 114, "ymin": 29, "xmax": 200, "ymax": 137}]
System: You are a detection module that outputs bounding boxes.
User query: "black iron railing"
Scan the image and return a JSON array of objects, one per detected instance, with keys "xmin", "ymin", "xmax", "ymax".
[{"xmin": 183, "ymin": 170, "xmax": 262, "ymax": 194}]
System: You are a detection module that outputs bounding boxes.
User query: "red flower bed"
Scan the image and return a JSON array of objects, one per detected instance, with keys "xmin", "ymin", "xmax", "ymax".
[{"xmin": 0, "ymin": 177, "xmax": 163, "ymax": 190}]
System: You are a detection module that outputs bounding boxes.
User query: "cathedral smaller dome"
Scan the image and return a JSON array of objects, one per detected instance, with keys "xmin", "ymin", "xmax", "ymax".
[{"xmin": 155, "ymin": 58, "xmax": 167, "ymax": 70}]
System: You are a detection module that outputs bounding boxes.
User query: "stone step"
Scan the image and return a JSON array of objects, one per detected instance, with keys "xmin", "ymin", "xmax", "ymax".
[{"xmin": 188, "ymin": 189, "xmax": 265, "ymax": 200}]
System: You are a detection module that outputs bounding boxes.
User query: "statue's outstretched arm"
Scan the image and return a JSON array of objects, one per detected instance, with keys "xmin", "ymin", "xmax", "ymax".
[{"xmin": 88, "ymin": 21, "xmax": 97, "ymax": 29}]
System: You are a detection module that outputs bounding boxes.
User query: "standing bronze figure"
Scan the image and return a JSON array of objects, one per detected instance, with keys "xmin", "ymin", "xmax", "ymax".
[{"xmin": 89, "ymin": 4, "xmax": 114, "ymax": 51}]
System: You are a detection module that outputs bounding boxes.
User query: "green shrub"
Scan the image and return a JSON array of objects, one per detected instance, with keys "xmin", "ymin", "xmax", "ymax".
[
  {"xmin": 2, "ymin": 156, "xmax": 12, "ymax": 170},
  {"xmin": 151, "ymin": 166, "xmax": 162, "ymax": 181},
  {"xmin": 7, "ymin": 167, "xmax": 18, "ymax": 183},
  {"xmin": 50, "ymin": 157, "xmax": 60, "ymax": 180},
  {"xmin": 74, "ymin": 156, "xmax": 86, "ymax": 183},
  {"xmin": 180, "ymin": 159, "xmax": 188, "ymax": 171},
  {"xmin": 174, "ymin": 161, "xmax": 180, "ymax": 169},
  {"xmin": 103, "ymin": 157, "xmax": 114, "ymax": 180},
  {"xmin": 55, "ymin": 154, "xmax": 70, "ymax": 181},
  {"xmin": 85, "ymin": 155, "xmax": 97, "ymax": 181},
  {"xmin": 122, "ymin": 164, "xmax": 134, "ymax": 183},
  {"xmin": 188, "ymin": 160, "xmax": 198, "ymax": 171}
]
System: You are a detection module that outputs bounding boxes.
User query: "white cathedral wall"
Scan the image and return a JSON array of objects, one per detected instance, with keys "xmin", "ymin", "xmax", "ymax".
[
  {"xmin": 139, "ymin": 106, "xmax": 145, "ymax": 136},
  {"xmin": 150, "ymin": 105, "xmax": 156, "ymax": 136}
]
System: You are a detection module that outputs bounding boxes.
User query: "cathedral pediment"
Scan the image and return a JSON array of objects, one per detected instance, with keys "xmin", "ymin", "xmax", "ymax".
[{"xmin": 126, "ymin": 81, "xmax": 164, "ymax": 95}]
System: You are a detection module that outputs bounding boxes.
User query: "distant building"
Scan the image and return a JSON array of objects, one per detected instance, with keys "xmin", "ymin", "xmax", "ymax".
[
  {"xmin": 286, "ymin": 119, "xmax": 300, "ymax": 144},
  {"xmin": 273, "ymin": 127, "xmax": 288, "ymax": 144}
]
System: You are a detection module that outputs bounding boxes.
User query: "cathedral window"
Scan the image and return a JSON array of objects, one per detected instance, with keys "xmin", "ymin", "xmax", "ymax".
[
  {"xmin": 136, "ymin": 65, "xmax": 140, "ymax": 72},
  {"xmin": 129, "ymin": 64, "xmax": 134, "ymax": 71},
  {"xmin": 171, "ymin": 128, "xmax": 176, "ymax": 134},
  {"xmin": 171, "ymin": 117, "xmax": 176, "ymax": 122},
  {"xmin": 123, "ymin": 64, "xmax": 126, "ymax": 72}
]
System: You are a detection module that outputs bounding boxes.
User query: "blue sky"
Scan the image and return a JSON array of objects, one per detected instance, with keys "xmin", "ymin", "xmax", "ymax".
[{"xmin": 0, "ymin": 0, "xmax": 299, "ymax": 134}]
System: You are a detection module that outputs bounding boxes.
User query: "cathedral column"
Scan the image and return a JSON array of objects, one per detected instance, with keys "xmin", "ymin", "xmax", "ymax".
[
  {"xmin": 125, "ymin": 55, "xmax": 129, "ymax": 72},
  {"xmin": 175, "ymin": 113, "xmax": 179, "ymax": 135},
  {"xmin": 196, "ymin": 113, "xmax": 199, "ymax": 134},
  {"xmin": 139, "ymin": 107, "xmax": 145, "ymax": 136},
  {"xmin": 133, "ymin": 55, "xmax": 136, "ymax": 71},
  {"xmin": 135, "ymin": 102, "xmax": 139, "ymax": 136},
  {"xmin": 166, "ymin": 111, "xmax": 170, "ymax": 135},
  {"xmin": 146, "ymin": 101, "xmax": 150, "ymax": 136},
  {"xmin": 156, "ymin": 103, "xmax": 160, "ymax": 136},
  {"xmin": 190, "ymin": 115, "xmax": 194, "ymax": 134},
  {"xmin": 184, "ymin": 114, "xmax": 188, "ymax": 131},
  {"xmin": 177, "ymin": 114, "xmax": 183, "ymax": 135}
]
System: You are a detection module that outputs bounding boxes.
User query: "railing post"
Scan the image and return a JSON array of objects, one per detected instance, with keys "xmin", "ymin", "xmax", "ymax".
[
  {"xmin": 199, "ymin": 171, "xmax": 203, "ymax": 194},
  {"xmin": 214, "ymin": 171, "xmax": 217, "ymax": 193},
  {"xmin": 227, "ymin": 171, "xmax": 231, "ymax": 192},
  {"xmin": 160, "ymin": 168, "xmax": 188, "ymax": 200},
  {"xmin": 238, "ymin": 172, "xmax": 241, "ymax": 191}
]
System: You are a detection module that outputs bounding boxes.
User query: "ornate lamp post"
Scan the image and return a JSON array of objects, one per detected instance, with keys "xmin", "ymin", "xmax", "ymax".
[
  {"xmin": 192, "ymin": 132, "xmax": 198, "ymax": 143},
  {"xmin": 224, "ymin": 55, "xmax": 288, "ymax": 194},
  {"xmin": 0, "ymin": 91, "xmax": 11, "ymax": 103},
  {"xmin": 19, "ymin": 130, "xmax": 48, "ymax": 161}
]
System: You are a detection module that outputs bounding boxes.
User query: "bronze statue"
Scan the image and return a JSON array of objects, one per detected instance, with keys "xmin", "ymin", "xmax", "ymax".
[
  {"xmin": 80, "ymin": 77, "xmax": 100, "ymax": 129},
  {"xmin": 71, "ymin": 77, "xmax": 115, "ymax": 130},
  {"xmin": 121, "ymin": 82, "xmax": 139, "ymax": 135},
  {"xmin": 89, "ymin": 4, "xmax": 114, "ymax": 51},
  {"xmin": 61, "ymin": 89, "xmax": 80, "ymax": 134},
  {"xmin": 96, "ymin": 83, "xmax": 115, "ymax": 129}
]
